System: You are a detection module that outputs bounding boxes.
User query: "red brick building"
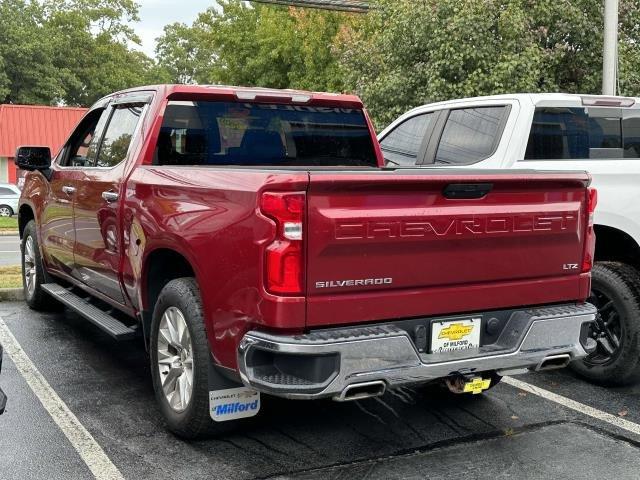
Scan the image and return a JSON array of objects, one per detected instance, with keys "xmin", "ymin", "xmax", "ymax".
[{"xmin": 0, "ymin": 104, "xmax": 87, "ymax": 184}]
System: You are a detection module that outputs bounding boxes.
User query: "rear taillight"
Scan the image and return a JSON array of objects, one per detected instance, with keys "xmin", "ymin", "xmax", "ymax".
[
  {"xmin": 260, "ymin": 192, "xmax": 305, "ymax": 295},
  {"xmin": 587, "ymin": 187, "xmax": 598, "ymax": 219},
  {"xmin": 582, "ymin": 187, "xmax": 598, "ymax": 273}
]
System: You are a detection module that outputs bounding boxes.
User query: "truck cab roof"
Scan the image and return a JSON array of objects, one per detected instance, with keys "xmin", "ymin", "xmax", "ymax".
[
  {"xmin": 99, "ymin": 84, "xmax": 364, "ymax": 109},
  {"xmin": 400, "ymin": 93, "xmax": 639, "ymax": 118}
]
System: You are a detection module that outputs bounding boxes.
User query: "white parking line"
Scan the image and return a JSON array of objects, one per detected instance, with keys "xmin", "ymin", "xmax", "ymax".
[
  {"xmin": 0, "ymin": 316, "xmax": 124, "ymax": 480},
  {"xmin": 503, "ymin": 376, "xmax": 640, "ymax": 436}
]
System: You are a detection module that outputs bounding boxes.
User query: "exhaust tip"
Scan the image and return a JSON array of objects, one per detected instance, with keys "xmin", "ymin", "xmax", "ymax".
[
  {"xmin": 535, "ymin": 354, "xmax": 571, "ymax": 372},
  {"xmin": 334, "ymin": 381, "xmax": 386, "ymax": 402}
]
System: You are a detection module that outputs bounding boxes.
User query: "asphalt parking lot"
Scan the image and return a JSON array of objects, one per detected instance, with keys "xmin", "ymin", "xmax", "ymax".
[{"xmin": 0, "ymin": 301, "xmax": 639, "ymax": 480}]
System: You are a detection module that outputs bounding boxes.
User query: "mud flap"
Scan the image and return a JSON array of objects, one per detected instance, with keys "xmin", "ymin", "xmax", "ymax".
[{"xmin": 208, "ymin": 356, "xmax": 260, "ymax": 422}]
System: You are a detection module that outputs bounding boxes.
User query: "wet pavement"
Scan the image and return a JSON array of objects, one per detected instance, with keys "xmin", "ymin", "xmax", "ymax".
[{"xmin": 0, "ymin": 300, "xmax": 638, "ymax": 479}]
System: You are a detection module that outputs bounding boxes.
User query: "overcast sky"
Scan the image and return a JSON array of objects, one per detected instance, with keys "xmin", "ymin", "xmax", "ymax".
[{"xmin": 133, "ymin": 0, "xmax": 219, "ymax": 57}]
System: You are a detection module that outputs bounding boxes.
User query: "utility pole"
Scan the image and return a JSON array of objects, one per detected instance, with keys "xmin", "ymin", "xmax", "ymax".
[{"xmin": 602, "ymin": 0, "xmax": 619, "ymax": 95}]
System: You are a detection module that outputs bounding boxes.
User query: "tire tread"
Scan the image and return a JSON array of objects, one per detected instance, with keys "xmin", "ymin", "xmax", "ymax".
[
  {"xmin": 150, "ymin": 277, "xmax": 237, "ymax": 439},
  {"xmin": 572, "ymin": 262, "xmax": 640, "ymax": 386}
]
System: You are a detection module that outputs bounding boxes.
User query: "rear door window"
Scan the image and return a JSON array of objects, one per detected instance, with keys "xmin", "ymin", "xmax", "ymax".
[
  {"xmin": 380, "ymin": 113, "xmax": 433, "ymax": 166},
  {"xmin": 434, "ymin": 106, "xmax": 507, "ymax": 165},
  {"xmin": 154, "ymin": 101, "xmax": 377, "ymax": 167}
]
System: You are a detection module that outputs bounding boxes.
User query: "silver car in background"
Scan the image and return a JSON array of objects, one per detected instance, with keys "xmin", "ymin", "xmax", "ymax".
[{"xmin": 0, "ymin": 183, "xmax": 20, "ymax": 217}]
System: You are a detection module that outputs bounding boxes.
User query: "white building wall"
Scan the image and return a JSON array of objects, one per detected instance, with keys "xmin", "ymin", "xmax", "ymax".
[{"xmin": 0, "ymin": 157, "xmax": 8, "ymax": 182}]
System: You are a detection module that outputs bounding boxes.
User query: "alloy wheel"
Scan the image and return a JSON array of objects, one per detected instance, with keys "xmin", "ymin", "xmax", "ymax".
[
  {"xmin": 157, "ymin": 306, "xmax": 194, "ymax": 412},
  {"xmin": 0, "ymin": 207, "xmax": 11, "ymax": 217},
  {"xmin": 23, "ymin": 236, "xmax": 37, "ymax": 297},
  {"xmin": 585, "ymin": 288, "xmax": 623, "ymax": 365}
]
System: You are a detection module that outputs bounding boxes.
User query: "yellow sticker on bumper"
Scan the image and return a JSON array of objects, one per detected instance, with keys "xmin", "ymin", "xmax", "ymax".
[{"xmin": 463, "ymin": 377, "xmax": 492, "ymax": 395}]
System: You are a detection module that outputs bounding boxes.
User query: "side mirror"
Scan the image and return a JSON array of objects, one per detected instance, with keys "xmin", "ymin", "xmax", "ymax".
[{"xmin": 15, "ymin": 146, "xmax": 51, "ymax": 171}]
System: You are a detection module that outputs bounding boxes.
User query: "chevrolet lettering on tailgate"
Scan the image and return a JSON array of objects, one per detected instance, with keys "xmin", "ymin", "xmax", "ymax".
[{"xmin": 335, "ymin": 213, "xmax": 577, "ymax": 240}]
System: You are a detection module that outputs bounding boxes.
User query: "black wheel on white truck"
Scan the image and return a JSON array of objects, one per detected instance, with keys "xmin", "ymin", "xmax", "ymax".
[{"xmin": 571, "ymin": 262, "xmax": 640, "ymax": 386}]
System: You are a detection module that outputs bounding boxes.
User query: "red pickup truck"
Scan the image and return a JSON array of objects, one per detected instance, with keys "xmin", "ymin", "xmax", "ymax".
[{"xmin": 16, "ymin": 85, "xmax": 597, "ymax": 438}]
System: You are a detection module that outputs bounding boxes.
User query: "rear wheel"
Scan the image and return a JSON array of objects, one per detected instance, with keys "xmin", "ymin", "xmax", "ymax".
[
  {"xmin": 149, "ymin": 278, "xmax": 238, "ymax": 439},
  {"xmin": 571, "ymin": 262, "xmax": 640, "ymax": 386}
]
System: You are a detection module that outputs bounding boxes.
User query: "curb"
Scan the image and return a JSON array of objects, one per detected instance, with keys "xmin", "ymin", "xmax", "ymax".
[
  {"xmin": 0, "ymin": 289, "xmax": 24, "ymax": 302},
  {"xmin": 0, "ymin": 231, "xmax": 18, "ymax": 236}
]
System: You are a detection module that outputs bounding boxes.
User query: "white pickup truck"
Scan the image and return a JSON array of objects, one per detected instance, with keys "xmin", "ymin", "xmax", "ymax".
[{"xmin": 379, "ymin": 93, "xmax": 640, "ymax": 386}]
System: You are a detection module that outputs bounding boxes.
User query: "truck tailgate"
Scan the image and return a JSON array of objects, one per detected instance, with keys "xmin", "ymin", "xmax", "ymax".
[{"xmin": 306, "ymin": 170, "xmax": 591, "ymax": 327}]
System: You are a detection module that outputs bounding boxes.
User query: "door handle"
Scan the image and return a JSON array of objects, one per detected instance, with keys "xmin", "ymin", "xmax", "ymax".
[
  {"xmin": 62, "ymin": 185, "xmax": 76, "ymax": 195},
  {"xmin": 102, "ymin": 191, "xmax": 119, "ymax": 203}
]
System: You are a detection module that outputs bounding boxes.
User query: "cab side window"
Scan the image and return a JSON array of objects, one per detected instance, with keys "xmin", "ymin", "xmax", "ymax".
[
  {"xmin": 435, "ymin": 106, "xmax": 507, "ymax": 165},
  {"xmin": 380, "ymin": 113, "xmax": 433, "ymax": 166},
  {"xmin": 94, "ymin": 106, "xmax": 143, "ymax": 168},
  {"xmin": 61, "ymin": 109, "xmax": 109, "ymax": 167}
]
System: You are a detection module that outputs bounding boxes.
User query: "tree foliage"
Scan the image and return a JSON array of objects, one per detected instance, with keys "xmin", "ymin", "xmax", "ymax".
[
  {"xmin": 4, "ymin": 0, "xmax": 640, "ymax": 127},
  {"xmin": 156, "ymin": 0, "xmax": 351, "ymax": 92},
  {"xmin": 0, "ymin": 0, "xmax": 167, "ymax": 106},
  {"xmin": 339, "ymin": 0, "xmax": 640, "ymax": 128}
]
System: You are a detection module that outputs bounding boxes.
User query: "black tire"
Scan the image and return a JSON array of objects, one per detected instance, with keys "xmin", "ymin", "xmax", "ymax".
[
  {"xmin": 0, "ymin": 205, "xmax": 13, "ymax": 217},
  {"xmin": 21, "ymin": 220, "xmax": 54, "ymax": 310},
  {"xmin": 149, "ymin": 278, "xmax": 237, "ymax": 439},
  {"xmin": 571, "ymin": 262, "xmax": 640, "ymax": 386}
]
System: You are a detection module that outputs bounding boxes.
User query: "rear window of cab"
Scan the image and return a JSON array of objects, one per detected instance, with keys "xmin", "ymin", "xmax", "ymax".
[
  {"xmin": 153, "ymin": 101, "xmax": 378, "ymax": 167},
  {"xmin": 525, "ymin": 106, "xmax": 640, "ymax": 160}
]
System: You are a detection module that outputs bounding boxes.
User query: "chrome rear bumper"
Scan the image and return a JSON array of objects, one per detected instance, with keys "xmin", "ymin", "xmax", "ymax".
[{"xmin": 237, "ymin": 303, "xmax": 597, "ymax": 400}]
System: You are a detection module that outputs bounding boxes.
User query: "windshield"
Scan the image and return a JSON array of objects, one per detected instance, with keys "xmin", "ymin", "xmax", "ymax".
[{"xmin": 153, "ymin": 100, "xmax": 378, "ymax": 167}]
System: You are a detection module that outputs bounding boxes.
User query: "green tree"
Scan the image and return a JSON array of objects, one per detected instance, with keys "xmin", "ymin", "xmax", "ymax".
[
  {"xmin": 45, "ymin": 0, "xmax": 167, "ymax": 105},
  {"xmin": 0, "ymin": 0, "xmax": 64, "ymax": 104},
  {"xmin": 0, "ymin": 0, "xmax": 167, "ymax": 106},
  {"xmin": 155, "ymin": 22, "xmax": 204, "ymax": 84},
  {"xmin": 0, "ymin": 56, "xmax": 9, "ymax": 100},
  {"xmin": 156, "ymin": 0, "xmax": 350, "ymax": 92},
  {"xmin": 339, "ymin": 0, "xmax": 640, "ymax": 129}
]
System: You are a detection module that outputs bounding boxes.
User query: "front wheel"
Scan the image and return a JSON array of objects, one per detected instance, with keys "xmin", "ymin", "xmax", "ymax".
[
  {"xmin": 149, "ymin": 278, "xmax": 238, "ymax": 439},
  {"xmin": 571, "ymin": 262, "xmax": 640, "ymax": 386},
  {"xmin": 21, "ymin": 220, "xmax": 53, "ymax": 310}
]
